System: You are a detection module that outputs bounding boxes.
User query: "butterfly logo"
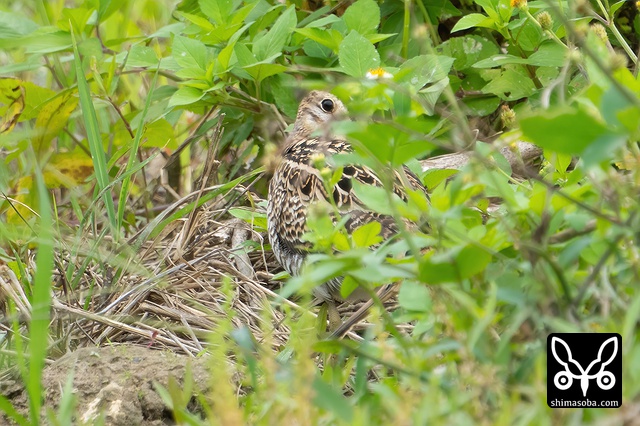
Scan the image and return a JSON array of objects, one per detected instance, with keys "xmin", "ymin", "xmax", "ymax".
[{"xmin": 551, "ymin": 336, "xmax": 618, "ymax": 397}]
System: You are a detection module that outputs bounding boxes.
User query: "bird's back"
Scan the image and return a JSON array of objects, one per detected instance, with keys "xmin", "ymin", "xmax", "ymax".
[{"xmin": 266, "ymin": 91, "xmax": 427, "ymax": 302}]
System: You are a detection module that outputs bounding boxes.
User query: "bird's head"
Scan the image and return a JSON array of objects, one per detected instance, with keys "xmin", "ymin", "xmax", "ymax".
[{"xmin": 292, "ymin": 91, "xmax": 348, "ymax": 137}]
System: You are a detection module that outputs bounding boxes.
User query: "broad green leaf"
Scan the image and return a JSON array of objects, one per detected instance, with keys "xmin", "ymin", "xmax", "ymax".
[
  {"xmin": 422, "ymin": 169, "xmax": 458, "ymax": 191},
  {"xmin": 172, "ymin": 35, "xmax": 207, "ymax": 70},
  {"xmin": 398, "ymin": 280, "xmax": 431, "ymax": 312},
  {"xmin": 294, "ymin": 27, "xmax": 343, "ymax": 52},
  {"xmin": 174, "ymin": 11, "xmax": 214, "ymax": 31},
  {"xmin": 520, "ymin": 107, "xmax": 610, "ymax": 155},
  {"xmin": 0, "ymin": 11, "xmax": 38, "ymax": 39},
  {"xmin": 34, "ymin": 91, "xmax": 78, "ymax": 156},
  {"xmin": 338, "ymin": 31, "xmax": 380, "ymax": 78},
  {"xmin": 352, "ymin": 221, "xmax": 383, "ymax": 248},
  {"xmin": 24, "ymin": 30, "xmax": 72, "ymax": 54},
  {"xmin": 229, "ymin": 207, "xmax": 268, "ymax": 231},
  {"xmin": 168, "ymin": 86, "xmax": 204, "ymax": 107},
  {"xmin": 473, "ymin": 54, "xmax": 529, "ymax": 68},
  {"xmin": 438, "ymin": 35, "xmax": 498, "ymax": 70},
  {"xmin": 340, "ymin": 276, "xmax": 359, "ymax": 299},
  {"xmin": 352, "ymin": 181, "xmax": 403, "ymax": 216},
  {"xmin": 244, "ymin": 63, "xmax": 287, "ymax": 83},
  {"xmin": 270, "ymin": 73, "xmax": 299, "ymax": 118},
  {"xmin": 234, "ymin": 42, "xmax": 257, "ymax": 67},
  {"xmin": 342, "ymin": 0, "xmax": 380, "ymax": 35},
  {"xmin": 527, "ymin": 42, "xmax": 567, "ymax": 67},
  {"xmin": 419, "ymin": 245, "xmax": 491, "ymax": 284},
  {"xmin": 252, "ymin": 6, "xmax": 296, "ymax": 61},
  {"xmin": 396, "ymin": 54, "xmax": 454, "ymax": 88},
  {"xmin": 481, "ymin": 68, "xmax": 536, "ymax": 100},
  {"xmin": 141, "ymin": 119, "xmax": 176, "ymax": 149},
  {"xmin": 199, "ymin": 0, "xmax": 234, "ymax": 24},
  {"xmin": 312, "ymin": 378, "xmax": 354, "ymax": 422},
  {"xmin": 610, "ymin": 0, "xmax": 626, "ymax": 15},
  {"xmin": 98, "ymin": 0, "xmax": 126, "ymax": 21},
  {"xmin": 126, "ymin": 44, "xmax": 159, "ymax": 68},
  {"xmin": 451, "ymin": 13, "xmax": 494, "ymax": 32}
]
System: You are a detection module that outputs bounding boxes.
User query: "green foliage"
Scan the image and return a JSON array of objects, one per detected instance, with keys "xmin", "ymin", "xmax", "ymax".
[{"xmin": 1, "ymin": 0, "xmax": 640, "ymax": 424}]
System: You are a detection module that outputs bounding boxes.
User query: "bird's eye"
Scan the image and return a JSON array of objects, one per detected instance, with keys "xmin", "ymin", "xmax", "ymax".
[{"xmin": 320, "ymin": 98, "xmax": 334, "ymax": 113}]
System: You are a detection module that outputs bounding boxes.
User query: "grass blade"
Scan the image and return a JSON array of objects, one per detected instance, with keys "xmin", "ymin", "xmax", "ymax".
[
  {"xmin": 70, "ymin": 28, "xmax": 117, "ymax": 236},
  {"xmin": 117, "ymin": 66, "xmax": 160, "ymax": 232},
  {"xmin": 26, "ymin": 152, "xmax": 54, "ymax": 425}
]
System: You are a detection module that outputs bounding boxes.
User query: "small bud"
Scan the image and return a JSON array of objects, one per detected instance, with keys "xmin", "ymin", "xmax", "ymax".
[
  {"xmin": 573, "ymin": 21, "xmax": 589, "ymax": 40},
  {"xmin": 590, "ymin": 23, "xmax": 608, "ymax": 43},
  {"xmin": 511, "ymin": 0, "xmax": 528, "ymax": 10},
  {"xmin": 310, "ymin": 152, "xmax": 326, "ymax": 169},
  {"xmin": 567, "ymin": 48, "xmax": 582, "ymax": 65},
  {"xmin": 575, "ymin": 0, "xmax": 591, "ymax": 15},
  {"xmin": 636, "ymin": 0, "xmax": 640, "ymax": 10},
  {"xmin": 500, "ymin": 105, "xmax": 516, "ymax": 129},
  {"xmin": 610, "ymin": 52, "xmax": 629, "ymax": 71},
  {"xmin": 537, "ymin": 11, "xmax": 553, "ymax": 31},
  {"xmin": 320, "ymin": 167, "xmax": 332, "ymax": 181}
]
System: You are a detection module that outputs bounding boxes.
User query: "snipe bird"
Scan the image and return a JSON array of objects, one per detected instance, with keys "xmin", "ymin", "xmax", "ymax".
[{"xmin": 267, "ymin": 91, "xmax": 427, "ymax": 335}]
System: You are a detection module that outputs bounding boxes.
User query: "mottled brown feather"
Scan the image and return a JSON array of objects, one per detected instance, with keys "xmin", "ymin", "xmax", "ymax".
[{"xmin": 267, "ymin": 91, "xmax": 427, "ymax": 303}]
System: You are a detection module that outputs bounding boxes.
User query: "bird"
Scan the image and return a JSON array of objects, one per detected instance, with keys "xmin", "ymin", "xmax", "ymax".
[{"xmin": 267, "ymin": 90, "xmax": 428, "ymax": 336}]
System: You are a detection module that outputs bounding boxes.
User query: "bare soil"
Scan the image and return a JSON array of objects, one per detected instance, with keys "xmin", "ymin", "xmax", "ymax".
[{"xmin": 2, "ymin": 345, "xmax": 210, "ymax": 425}]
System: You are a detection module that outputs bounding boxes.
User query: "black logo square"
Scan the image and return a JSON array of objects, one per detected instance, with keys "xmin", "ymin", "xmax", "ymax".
[{"xmin": 547, "ymin": 333, "xmax": 622, "ymax": 408}]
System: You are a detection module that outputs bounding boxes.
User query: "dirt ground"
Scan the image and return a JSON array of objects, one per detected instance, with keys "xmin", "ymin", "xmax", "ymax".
[{"xmin": 2, "ymin": 345, "xmax": 211, "ymax": 425}]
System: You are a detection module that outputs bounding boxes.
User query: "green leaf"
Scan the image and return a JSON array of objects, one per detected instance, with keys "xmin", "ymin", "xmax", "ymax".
[
  {"xmin": 352, "ymin": 221, "xmax": 383, "ymax": 248},
  {"xmin": 312, "ymin": 378, "xmax": 354, "ymax": 423},
  {"xmin": 27, "ymin": 143, "xmax": 55, "ymax": 425},
  {"xmin": 451, "ymin": 13, "xmax": 494, "ymax": 32},
  {"xmin": 199, "ymin": 0, "xmax": 234, "ymax": 24},
  {"xmin": 342, "ymin": 0, "xmax": 380, "ymax": 35},
  {"xmin": 24, "ymin": 30, "xmax": 72, "ymax": 54},
  {"xmin": 419, "ymin": 245, "xmax": 491, "ymax": 284},
  {"xmin": 72, "ymin": 29, "xmax": 117, "ymax": 232},
  {"xmin": 0, "ymin": 11, "xmax": 38, "ymax": 39},
  {"xmin": 294, "ymin": 27, "xmax": 343, "ymax": 52},
  {"xmin": 352, "ymin": 181, "xmax": 402, "ymax": 216},
  {"xmin": 244, "ymin": 63, "xmax": 287, "ymax": 83},
  {"xmin": 338, "ymin": 31, "xmax": 380, "ymax": 78},
  {"xmin": 0, "ymin": 395, "xmax": 28, "ymax": 426},
  {"xmin": 168, "ymin": 86, "xmax": 204, "ymax": 107},
  {"xmin": 172, "ymin": 35, "xmax": 207, "ymax": 70},
  {"xmin": 527, "ymin": 42, "xmax": 567, "ymax": 67},
  {"xmin": 520, "ymin": 107, "xmax": 610, "ymax": 155},
  {"xmin": 398, "ymin": 280, "xmax": 431, "ymax": 312},
  {"xmin": 438, "ymin": 35, "xmax": 499, "ymax": 70},
  {"xmin": 473, "ymin": 54, "xmax": 529, "ymax": 68},
  {"xmin": 396, "ymin": 54, "xmax": 454, "ymax": 88},
  {"xmin": 481, "ymin": 68, "xmax": 536, "ymax": 100},
  {"xmin": 252, "ymin": 6, "xmax": 297, "ymax": 61},
  {"xmin": 422, "ymin": 169, "xmax": 458, "ymax": 191},
  {"xmin": 174, "ymin": 11, "xmax": 214, "ymax": 31},
  {"xmin": 126, "ymin": 44, "xmax": 160, "ymax": 68}
]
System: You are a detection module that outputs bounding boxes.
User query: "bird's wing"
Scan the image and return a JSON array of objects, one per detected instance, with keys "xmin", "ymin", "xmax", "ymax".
[{"xmin": 276, "ymin": 136, "xmax": 427, "ymax": 243}]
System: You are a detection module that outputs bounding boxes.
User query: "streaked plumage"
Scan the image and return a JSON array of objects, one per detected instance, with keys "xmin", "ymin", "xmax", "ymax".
[{"xmin": 267, "ymin": 91, "xmax": 427, "ymax": 328}]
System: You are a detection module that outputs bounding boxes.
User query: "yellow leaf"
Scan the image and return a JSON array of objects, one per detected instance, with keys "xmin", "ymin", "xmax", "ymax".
[
  {"xmin": 0, "ymin": 79, "xmax": 25, "ymax": 134},
  {"xmin": 6, "ymin": 176, "xmax": 36, "ymax": 224},
  {"xmin": 34, "ymin": 91, "xmax": 78, "ymax": 155},
  {"xmin": 43, "ymin": 151, "xmax": 94, "ymax": 188}
]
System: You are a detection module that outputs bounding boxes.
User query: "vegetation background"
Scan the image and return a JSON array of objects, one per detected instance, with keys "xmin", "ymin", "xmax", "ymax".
[{"xmin": 0, "ymin": 0, "xmax": 639, "ymax": 424}]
